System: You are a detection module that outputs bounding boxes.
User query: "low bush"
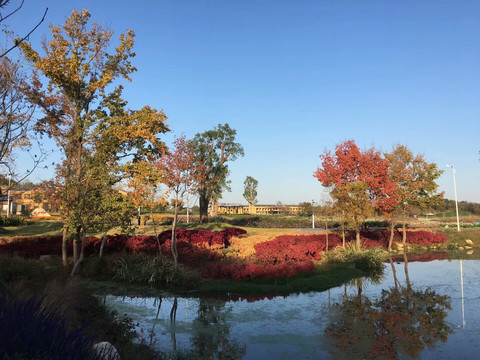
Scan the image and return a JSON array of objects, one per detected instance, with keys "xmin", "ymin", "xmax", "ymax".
[
  {"xmin": 0, "ymin": 255, "xmax": 62, "ymax": 286},
  {"xmin": 0, "ymin": 215, "xmax": 25, "ymax": 226},
  {"xmin": 254, "ymin": 234, "xmax": 342, "ymax": 263}
]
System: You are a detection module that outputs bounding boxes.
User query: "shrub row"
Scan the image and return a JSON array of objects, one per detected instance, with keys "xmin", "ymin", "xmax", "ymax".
[
  {"xmin": 360, "ymin": 230, "xmax": 447, "ymax": 248},
  {"xmin": 0, "ymin": 228, "xmax": 247, "ymax": 259},
  {"xmin": 251, "ymin": 230, "xmax": 447, "ymax": 267}
]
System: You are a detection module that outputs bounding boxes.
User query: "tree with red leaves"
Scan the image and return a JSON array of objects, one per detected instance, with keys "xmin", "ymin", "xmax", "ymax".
[
  {"xmin": 156, "ymin": 135, "xmax": 203, "ymax": 269},
  {"xmin": 314, "ymin": 140, "xmax": 397, "ymax": 247}
]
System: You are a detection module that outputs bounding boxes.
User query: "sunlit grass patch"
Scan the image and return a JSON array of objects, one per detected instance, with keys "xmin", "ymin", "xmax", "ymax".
[{"xmin": 326, "ymin": 243, "xmax": 387, "ymax": 272}]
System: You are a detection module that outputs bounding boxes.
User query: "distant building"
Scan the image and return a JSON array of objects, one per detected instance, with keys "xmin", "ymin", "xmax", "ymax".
[
  {"xmin": 0, "ymin": 188, "xmax": 57, "ymax": 215},
  {"xmin": 214, "ymin": 203, "xmax": 301, "ymax": 215}
]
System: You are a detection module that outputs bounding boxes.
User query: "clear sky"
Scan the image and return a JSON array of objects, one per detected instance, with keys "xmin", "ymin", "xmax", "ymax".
[{"xmin": 6, "ymin": 0, "xmax": 480, "ymax": 205}]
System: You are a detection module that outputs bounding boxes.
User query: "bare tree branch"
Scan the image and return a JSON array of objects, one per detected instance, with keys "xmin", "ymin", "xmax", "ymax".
[{"xmin": 0, "ymin": 2, "xmax": 48, "ymax": 59}]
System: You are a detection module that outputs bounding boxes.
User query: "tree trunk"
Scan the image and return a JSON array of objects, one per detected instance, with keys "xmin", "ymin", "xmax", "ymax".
[
  {"xmin": 355, "ymin": 227, "xmax": 361, "ymax": 248},
  {"xmin": 72, "ymin": 236, "xmax": 78, "ymax": 265},
  {"xmin": 325, "ymin": 221, "xmax": 329, "ymax": 252},
  {"xmin": 71, "ymin": 226, "xmax": 86, "ymax": 276},
  {"xmin": 402, "ymin": 208, "xmax": 407, "ymax": 244},
  {"xmin": 170, "ymin": 297, "xmax": 178, "ymax": 322},
  {"xmin": 388, "ymin": 222, "xmax": 395, "ymax": 252},
  {"xmin": 99, "ymin": 232, "xmax": 108, "ymax": 260},
  {"xmin": 341, "ymin": 210, "xmax": 346, "ymax": 248},
  {"xmin": 199, "ymin": 193, "xmax": 209, "ymax": 222},
  {"xmin": 403, "ymin": 252, "xmax": 411, "ymax": 290},
  {"xmin": 62, "ymin": 226, "xmax": 68, "ymax": 266},
  {"xmin": 149, "ymin": 206, "xmax": 162, "ymax": 254},
  {"xmin": 171, "ymin": 199, "xmax": 179, "ymax": 269},
  {"xmin": 389, "ymin": 257, "xmax": 399, "ymax": 291}
]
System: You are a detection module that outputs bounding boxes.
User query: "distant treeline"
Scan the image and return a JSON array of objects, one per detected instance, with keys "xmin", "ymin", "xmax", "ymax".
[{"xmin": 432, "ymin": 199, "xmax": 480, "ymax": 215}]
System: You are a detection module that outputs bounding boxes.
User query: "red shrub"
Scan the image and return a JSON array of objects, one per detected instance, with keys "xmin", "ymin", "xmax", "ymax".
[
  {"xmin": 254, "ymin": 234, "xmax": 342, "ymax": 263},
  {"xmin": 357, "ymin": 230, "xmax": 447, "ymax": 248},
  {"xmin": 0, "ymin": 235, "xmax": 63, "ymax": 258}
]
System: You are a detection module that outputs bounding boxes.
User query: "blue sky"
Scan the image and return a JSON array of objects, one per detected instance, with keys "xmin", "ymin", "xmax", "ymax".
[{"xmin": 6, "ymin": 0, "xmax": 480, "ymax": 205}]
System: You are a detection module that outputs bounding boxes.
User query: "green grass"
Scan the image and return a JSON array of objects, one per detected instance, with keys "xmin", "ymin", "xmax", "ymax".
[
  {"xmin": 197, "ymin": 265, "xmax": 373, "ymax": 295},
  {"xmin": 1, "ymin": 220, "xmax": 63, "ymax": 237},
  {"xmin": 442, "ymin": 228, "xmax": 480, "ymax": 245}
]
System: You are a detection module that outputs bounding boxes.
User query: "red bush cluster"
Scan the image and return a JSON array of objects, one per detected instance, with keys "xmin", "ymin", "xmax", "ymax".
[
  {"xmin": 254, "ymin": 234, "xmax": 342, "ymax": 263},
  {"xmin": 356, "ymin": 230, "xmax": 447, "ymax": 248},
  {"xmin": 0, "ymin": 228, "xmax": 247, "ymax": 259},
  {"xmin": 0, "ymin": 228, "xmax": 449, "ymax": 283},
  {"xmin": 158, "ymin": 228, "xmax": 246, "ymax": 248},
  {"xmin": 0, "ymin": 235, "xmax": 63, "ymax": 258},
  {"xmin": 203, "ymin": 260, "xmax": 316, "ymax": 281}
]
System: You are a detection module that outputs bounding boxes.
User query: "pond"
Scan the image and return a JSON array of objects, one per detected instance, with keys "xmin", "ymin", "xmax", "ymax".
[{"xmin": 104, "ymin": 257, "xmax": 480, "ymax": 359}]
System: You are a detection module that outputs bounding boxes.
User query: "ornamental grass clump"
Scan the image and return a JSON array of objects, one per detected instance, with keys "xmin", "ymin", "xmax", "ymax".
[
  {"xmin": 114, "ymin": 255, "xmax": 177, "ymax": 285},
  {"xmin": 0, "ymin": 291, "xmax": 101, "ymax": 360},
  {"xmin": 327, "ymin": 243, "xmax": 386, "ymax": 272}
]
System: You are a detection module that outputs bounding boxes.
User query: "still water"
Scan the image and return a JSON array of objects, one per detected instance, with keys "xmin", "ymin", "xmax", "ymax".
[{"xmin": 105, "ymin": 258, "xmax": 480, "ymax": 359}]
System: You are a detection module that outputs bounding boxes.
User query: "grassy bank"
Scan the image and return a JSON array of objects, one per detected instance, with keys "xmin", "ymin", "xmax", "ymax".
[
  {"xmin": 197, "ymin": 265, "xmax": 374, "ymax": 297},
  {"xmin": 0, "ymin": 256, "xmax": 161, "ymax": 359}
]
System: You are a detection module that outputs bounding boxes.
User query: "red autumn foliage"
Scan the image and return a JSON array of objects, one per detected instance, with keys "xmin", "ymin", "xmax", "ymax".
[
  {"xmin": 0, "ymin": 235, "xmax": 64, "ymax": 258},
  {"xmin": 359, "ymin": 230, "xmax": 447, "ymax": 248},
  {"xmin": 0, "ymin": 228, "xmax": 448, "ymax": 282},
  {"xmin": 0, "ymin": 228, "xmax": 247, "ymax": 258},
  {"xmin": 314, "ymin": 140, "xmax": 399, "ymax": 212},
  {"xmin": 254, "ymin": 234, "xmax": 343, "ymax": 263}
]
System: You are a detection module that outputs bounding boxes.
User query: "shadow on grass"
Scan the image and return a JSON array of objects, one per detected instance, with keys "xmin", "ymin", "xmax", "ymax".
[{"xmin": 1, "ymin": 221, "xmax": 63, "ymax": 237}]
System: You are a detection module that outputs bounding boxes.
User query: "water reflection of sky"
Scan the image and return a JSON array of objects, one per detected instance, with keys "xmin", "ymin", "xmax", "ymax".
[{"xmin": 104, "ymin": 259, "xmax": 480, "ymax": 359}]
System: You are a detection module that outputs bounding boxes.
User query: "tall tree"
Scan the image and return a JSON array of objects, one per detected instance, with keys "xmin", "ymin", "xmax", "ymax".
[
  {"xmin": 314, "ymin": 140, "xmax": 396, "ymax": 247},
  {"xmin": 191, "ymin": 124, "xmax": 244, "ymax": 221},
  {"xmin": 385, "ymin": 144, "xmax": 444, "ymax": 245},
  {"xmin": 20, "ymin": 10, "xmax": 169, "ymax": 269},
  {"xmin": 156, "ymin": 135, "xmax": 202, "ymax": 269},
  {"xmin": 242, "ymin": 175, "xmax": 258, "ymax": 213}
]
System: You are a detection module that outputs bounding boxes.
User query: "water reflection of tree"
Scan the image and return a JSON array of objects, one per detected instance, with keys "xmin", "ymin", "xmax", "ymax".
[
  {"xmin": 186, "ymin": 298, "xmax": 246, "ymax": 360},
  {"xmin": 326, "ymin": 253, "xmax": 453, "ymax": 359}
]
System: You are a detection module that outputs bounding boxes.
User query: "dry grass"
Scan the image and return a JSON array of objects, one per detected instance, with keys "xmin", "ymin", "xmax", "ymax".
[{"xmin": 227, "ymin": 231, "xmax": 306, "ymax": 259}]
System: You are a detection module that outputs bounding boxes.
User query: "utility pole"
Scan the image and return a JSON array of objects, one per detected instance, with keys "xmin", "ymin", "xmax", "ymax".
[
  {"xmin": 312, "ymin": 199, "xmax": 315, "ymax": 229},
  {"xmin": 446, "ymin": 164, "xmax": 460, "ymax": 232}
]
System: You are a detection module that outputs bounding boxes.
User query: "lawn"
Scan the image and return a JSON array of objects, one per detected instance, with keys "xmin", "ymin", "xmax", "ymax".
[{"xmin": 1, "ymin": 220, "xmax": 63, "ymax": 237}]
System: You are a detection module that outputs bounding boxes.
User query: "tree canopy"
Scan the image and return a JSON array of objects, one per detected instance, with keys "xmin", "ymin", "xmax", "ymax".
[
  {"xmin": 19, "ymin": 9, "xmax": 169, "ymax": 271},
  {"xmin": 314, "ymin": 140, "xmax": 396, "ymax": 246},
  {"xmin": 243, "ymin": 176, "xmax": 258, "ymax": 206},
  {"xmin": 191, "ymin": 123, "xmax": 244, "ymax": 220}
]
